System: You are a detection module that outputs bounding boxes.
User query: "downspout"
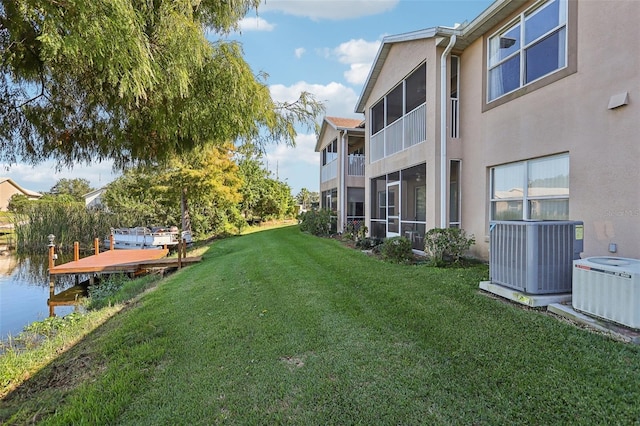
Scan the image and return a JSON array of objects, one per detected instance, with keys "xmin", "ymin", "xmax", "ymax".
[
  {"xmin": 341, "ymin": 131, "xmax": 347, "ymax": 232},
  {"xmin": 440, "ymin": 34, "xmax": 456, "ymax": 228}
]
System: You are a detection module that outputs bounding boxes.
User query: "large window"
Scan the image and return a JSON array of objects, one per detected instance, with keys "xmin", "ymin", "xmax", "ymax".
[
  {"xmin": 386, "ymin": 84, "xmax": 403, "ymax": 125},
  {"xmin": 490, "ymin": 154, "xmax": 569, "ymax": 220},
  {"xmin": 449, "ymin": 160, "xmax": 461, "ymax": 227},
  {"xmin": 488, "ymin": 0, "xmax": 567, "ymax": 101},
  {"xmin": 370, "ymin": 164, "xmax": 427, "ymax": 249},
  {"xmin": 370, "ymin": 63, "xmax": 426, "ymax": 136},
  {"xmin": 450, "ymin": 56, "xmax": 460, "ymax": 139},
  {"xmin": 322, "ymin": 188, "xmax": 338, "ymax": 212},
  {"xmin": 322, "ymin": 139, "xmax": 338, "ymax": 166},
  {"xmin": 405, "ymin": 63, "xmax": 427, "ymax": 113}
]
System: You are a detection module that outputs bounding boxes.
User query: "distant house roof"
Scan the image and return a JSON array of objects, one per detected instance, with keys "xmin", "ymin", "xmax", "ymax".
[
  {"xmin": 325, "ymin": 117, "xmax": 364, "ymax": 129},
  {"xmin": 83, "ymin": 187, "xmax": 107, "ymax": 209},
  {"xmin": 315, "ymin": 116, "xmax": 365, "ymax": 152},
  {"xmin": 0, "ymin": 178, "xmax": 42, "ymax": 199}
]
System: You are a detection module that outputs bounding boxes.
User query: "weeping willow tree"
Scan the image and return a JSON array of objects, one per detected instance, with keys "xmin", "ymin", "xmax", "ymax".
[{"xmin": 0, "ymin": 0, "xmax": 323, "ymax": 169}]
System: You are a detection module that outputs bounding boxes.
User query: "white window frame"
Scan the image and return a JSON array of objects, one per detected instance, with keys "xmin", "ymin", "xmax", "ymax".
[
  {"xmin": 487, "ymin": 0, "xmax": 568, "ymax": 102},
  {"xmin": 490, "ymin": 153, "xmax": 569, "ymax": 221}
]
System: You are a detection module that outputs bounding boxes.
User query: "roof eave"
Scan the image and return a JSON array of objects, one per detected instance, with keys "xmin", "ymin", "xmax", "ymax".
[
  {"xmin": 455, "ymin": 0, "xmax": 523, "ymax": 50},
  {"xmin": 355, "ymin": 27, "xmax": 457, "ymax": 113},
  {"xmin": 315, "ymin": 118, "xmax": 337, "ymax": 152},
  {"xmin": 355, "ymin": 0, "xmax": 524, "ymax": 113}
]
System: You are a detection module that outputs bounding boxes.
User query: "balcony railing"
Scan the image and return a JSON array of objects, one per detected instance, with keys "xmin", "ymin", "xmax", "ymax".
[
  {"xmin": 371, "ymin": 132, "xmax": 384, "ymax": 162},
  {"xmin": 370, "ymin": 103, "xmax": 426, "ymax": 163},
  {"xmin": 348, "ymin": 154, "xmax": 365, "ymax": 176},
  {"xmin": 404, "ymin": 104, "xmax": 426, "ymax": 148},
  {"xmin": 451, "ymin": 98, "xmax": 459, "ymax": 138},
  {"xmin": 321, "ymin": 160, "xmax": 337, "ymax": 183}
]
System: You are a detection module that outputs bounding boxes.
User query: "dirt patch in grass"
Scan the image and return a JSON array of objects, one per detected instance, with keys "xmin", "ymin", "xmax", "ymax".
[
  {"xmin": 0, "ymin": 335, "xmax": 111, "ymax": 424},
  {"xmin": 280, "ymin": 355, "xmax": 305, "ymax": 370}
]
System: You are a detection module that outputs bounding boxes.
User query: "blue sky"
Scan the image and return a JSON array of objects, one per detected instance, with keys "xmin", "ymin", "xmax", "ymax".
[
  {"xmin": 3, "ymin": 0, "xmax": 493, "ymax": 195},
  {"xmin": 234, "ymin": 0, "xmax": 494, "ymax": 196}
]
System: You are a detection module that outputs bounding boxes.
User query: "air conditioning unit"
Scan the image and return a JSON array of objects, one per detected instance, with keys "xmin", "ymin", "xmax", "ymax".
[
  {"xmin": 573, "ymin": 257, "xmax": 640, "ymax": 329},
  {"xmin": 489, "ymin": 220, "xmax": 584, "ymax": 294}
]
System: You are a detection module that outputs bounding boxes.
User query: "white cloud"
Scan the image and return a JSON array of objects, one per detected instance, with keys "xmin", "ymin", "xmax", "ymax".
[
  {"xmin": 2, "ymin": 161, "xmax": 119, "ymax": 193},
  {"xmin": 259, "ymin": 0, "xmax": 399, "ymax": 21},
  {"xmin": 344, "ymin": 63, "xmax": 372, "ymax": 86},
  {"xmin": 270, "ymin": 81, "xmax": 362, "ymax": 119},
  {"xmin": 266, "ymin": 133, "xmax": 317, "ymax": 169},
  {"xmin": 294, "ymin": 47, "xmax": 306, "ymax": 59},
  {"xmin": 332, "ymin": 38, "xmax": 381, "ymax": 85},
  {"xmin": 333, "ymin": 38, "xmax": 380, "ymax": 65},
  {"xmin": 238, "ymin": 16, "xmax": 276, "ymax": 32},
  {"xmin": 266, "ymin": 81, "xmax": 364, "ymax": 194},
  {"xmin": 264, "ymin": 133, "xmax": 319, "ymax": 194}
]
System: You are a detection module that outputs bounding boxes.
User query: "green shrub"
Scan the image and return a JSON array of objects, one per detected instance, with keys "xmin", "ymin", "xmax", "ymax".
[
  {"xmin": 23, "ymin": 312, "xmax": 84, "ymax": 338},
  {"xmin": 380, "ymin": 236, "xmax": 414, "ymax": 263},
  {"xmin": 423, "ymin": 227, "xmax": 475, "ymax": 266},
  {"xmin": 355, "ymin": 236, "xmax": 383, "ymax": 250},
  {"xmin": 342, "ymin": 222, "xmax": 368, "ymax": 242},
  {"xmin": 299, "ymin": 209, "xmax": 333, "ymax": 237},
  {"xmin": 86, "ymin": 274, "xmax": 131, "ymax": 310}
]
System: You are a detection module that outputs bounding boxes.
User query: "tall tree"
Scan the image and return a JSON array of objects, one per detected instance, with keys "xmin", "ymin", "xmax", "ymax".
[
  {"xmin": 296, "ymin": 188, "xmax": 311, "ymax": 210},
  {"xmin": 0, "ymin": 0, "xmax": 323, "ymax": 170},
  {"xmin": 102, "ymin": 143, "xmax": 244, "ymax": 237},
  {"xmin": 237, "ymin": 146, "xmax": 271, "ymax": 221},
  {"xmin": 236, "ymin": 143, "xmax": 295, "ymax": 222},
  {"xmin": 49, "ymin": 178, "xmax": 94, "ymax": 201}
]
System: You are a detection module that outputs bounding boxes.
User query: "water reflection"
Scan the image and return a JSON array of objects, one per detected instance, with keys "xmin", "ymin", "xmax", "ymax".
[{"xmin": 0, "ymin": 254, "xmax": 88, "ymax": 340}]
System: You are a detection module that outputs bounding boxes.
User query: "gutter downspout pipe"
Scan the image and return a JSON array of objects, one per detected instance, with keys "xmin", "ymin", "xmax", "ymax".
[
  {"xmin": 440, "ymin": 34, "xmax": 456, "ymax": 228},
  {"xmin": 341, "ymin": 131, "xmax": 347, "ymax": 231}
]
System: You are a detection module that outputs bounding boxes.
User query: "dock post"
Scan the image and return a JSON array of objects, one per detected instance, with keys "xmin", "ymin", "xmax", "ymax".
[
  {"xmin": 178, "ymin": 238, "xmax": 183, "ymax": 269},
  {"xmin": 48, "ymin": 234, "xmax": 56, "ymax": 317},
  {"xmin": 94, "ymin": 238, "xmax": 100, "ymax": 255},
  {"xmin": 110, "ymin": 233, "xmax": 114, "ymax": 250},
  {"xmin": 74, "ymin": 242, "xmax": 80, "ymax": 284}
]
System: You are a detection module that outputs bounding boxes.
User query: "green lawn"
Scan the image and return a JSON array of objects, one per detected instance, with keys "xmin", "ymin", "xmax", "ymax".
[{"xmin": 2, "ymin": 225, "xmax": 640, "ymax": 424}]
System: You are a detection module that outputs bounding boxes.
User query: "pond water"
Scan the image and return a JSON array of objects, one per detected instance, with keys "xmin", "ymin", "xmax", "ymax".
[{"xmin": 0, "ymin": 254, "xmax": 82, "ymax": 341}]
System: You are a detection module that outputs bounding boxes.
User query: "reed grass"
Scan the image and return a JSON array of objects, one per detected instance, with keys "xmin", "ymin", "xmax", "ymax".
[{"xmin": 13, "ymin": 202, "xmax": 126, "ymax": 254}]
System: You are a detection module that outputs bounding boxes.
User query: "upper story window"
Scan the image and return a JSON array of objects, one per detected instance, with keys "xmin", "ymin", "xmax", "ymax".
[
  {"xmin": 322, "ymin": 139, "xmax": 338, "ymax": 166},
  {"xmin": 488, "ymin": 0, "xmax": 568, "ymax": 102},
  {"xmin": 371, "ymin": 63, "xmax": 426, "ymax": 136}
]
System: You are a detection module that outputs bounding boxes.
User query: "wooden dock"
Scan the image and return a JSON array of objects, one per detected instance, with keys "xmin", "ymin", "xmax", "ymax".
[
  {"xmin": 46, "ymin": 239, "xmax": 201, "ymax": 316},
  {"xmin": 49, "ymin": 249, "xmax": 201, "ymax": 275}
]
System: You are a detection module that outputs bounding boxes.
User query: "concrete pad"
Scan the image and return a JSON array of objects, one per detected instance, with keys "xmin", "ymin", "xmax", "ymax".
[
  {"xmin": 548, "ymin": 303, "xmax": 640, "ymax": 345},
  {"xmin": 479, "ymin": 281, "xmax": 572, "ymax": 308}
]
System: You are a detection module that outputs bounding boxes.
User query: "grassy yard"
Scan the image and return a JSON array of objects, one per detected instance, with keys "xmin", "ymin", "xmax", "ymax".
[{"xmin": 2, "ymin": 225, "xmax": 640, "ymax": 424}]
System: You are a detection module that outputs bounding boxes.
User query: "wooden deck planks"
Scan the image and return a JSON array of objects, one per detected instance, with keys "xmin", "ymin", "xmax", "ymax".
[{"xmin": 49, "ymin": 249, "xmax": 170, "ymax": 275}]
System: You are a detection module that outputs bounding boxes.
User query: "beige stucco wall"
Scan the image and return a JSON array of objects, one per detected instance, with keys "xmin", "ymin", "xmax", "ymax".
[
  {"xmin": 318, "ymin": 125, "xmax": 340, "ymax": 196},
  {"xmin": 318, "ymin": 124, "xmax": 366, "ymax": 231},
  {"xmin": 459, "ymin": 0, "xmax": 640, "ymax": 259},
  {"xmin": 0, "ymin": 181, "xmax": 26, "ymax": 211}
]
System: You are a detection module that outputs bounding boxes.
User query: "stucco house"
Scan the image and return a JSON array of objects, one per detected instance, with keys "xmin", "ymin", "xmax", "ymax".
[
  {"xmin": 315, "ymin": 116, "xmax": 365, "ymax": 233},
  {"xmin": 0, "ymin": 178, "xmax": 42, "ymax": 211},
  {"xmin": 350, "ymin": 0, "xmax": 638, "ymax": 259},
  {"xmin": 83, "ymin": 187, "xmax": 107, "ymax": 210}
]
